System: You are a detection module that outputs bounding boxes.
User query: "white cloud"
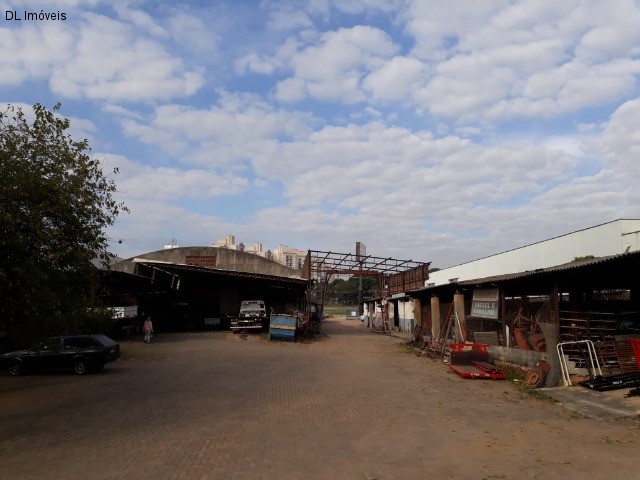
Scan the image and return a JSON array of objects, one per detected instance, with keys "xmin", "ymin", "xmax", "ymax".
[
  {"xmin": 0, "ymin": 23, "xmax": 74, "ymax": 85},
  {"xmin": 404, "ymin": 1, "xmax": 509, "ymax": 60},
  {"xmin": 237, "ymin": 1, "xmax": 640, "ymax": 123},
  {"xmin": 1, "ymin": 11, "xmax": 205, "ymax": 102},
  {"xmin": 49, "ymin": 13, "xmax": 205, "ymax": 102},
  {"xmin": 589, "ymin": 98, "xmax": 640, "ymax": 173},
  {"xmin": 332, "ymin": 0, "xmax": 404, "ymax": 15},
  {"xmin": 166, "ymin": 11, "xmax": 219, "ymax": 52},
  {"xmin": 115, "ymin": 91, "xmax": 317, "ymax": 169},
  {"xmin": 0, "ymin": 102, "xmax": 38, "ymax": 120},
  {"xmin": 235, "ymin": 53, "xmax": 277, "ymax": 75},
  {"xmin": 267, "ymin": 9, "xmax": 313, "ymax": 31},
  {"xmin": 108, "ymin": 201, "xmax": 227, "ymax": 257},
  {"xmin": 573, "ymin": 2, "xmax": 640, "ymax": 62},
  {"xmin": 275, "ymin": 77, "xmax": 307, "ymax": 102},
  {"xmin": 66, "ymin": 115, "xmax": 97, "ymax": 143},
  {"xmin": 113, "ymin": 4, "xmax": 168, "ymax": 38},
  {"xmin": 275, "ymin": 25, "xmax": 399, "ymax": 103},
  {"xmin": 6, "ymin": 1, "xmax": 639, "ymax": 267},
  {"xmin": 236, "ymin": 36, "xmax": 301, "ymax": 76},
  {"xmin": 1, "ymin": 101, "xmax": 96, "ymax": 143},
  {"xmin": 363, "ymin": 56, "xmax": 426, "ymax": 101},
  {"xmin": 240, "ymin": 121, "xmax": 580, "ymax": 220},
  {"xmin": 100, "ymin": 154, "xmax": 248, "ymax": 202},
  {"xmin": 399, "ymin": 0, "xmax": 640, "ymax": 121},
  {"xmin": 105, "ymin": 96, "xmax": 639, "ymax": 266}
]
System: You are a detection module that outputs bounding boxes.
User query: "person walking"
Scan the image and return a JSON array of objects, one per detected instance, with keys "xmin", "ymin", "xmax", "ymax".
[{"xmin": 143, "ymin": 316, "xmax": 154, "ymax": 343}]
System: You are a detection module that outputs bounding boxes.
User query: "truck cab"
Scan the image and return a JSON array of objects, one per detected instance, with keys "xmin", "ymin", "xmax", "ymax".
[{"xmin": 230, "ymin": 300, "xmax": 268, "ymax": 333}]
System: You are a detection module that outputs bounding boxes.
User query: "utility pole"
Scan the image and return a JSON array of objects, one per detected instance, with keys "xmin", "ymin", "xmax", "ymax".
[{"xmin": 356, "ymin": 242, "xmax": 366, "ymax": 315}]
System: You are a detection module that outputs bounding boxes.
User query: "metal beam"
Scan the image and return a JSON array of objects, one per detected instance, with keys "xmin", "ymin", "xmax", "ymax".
[{"xmin": 306, "ymin": 250, "xmax": 429, "ymax": 275}]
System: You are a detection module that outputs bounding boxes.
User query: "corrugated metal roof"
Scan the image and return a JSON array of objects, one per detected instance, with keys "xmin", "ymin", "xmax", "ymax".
[
  {"xmin": 432, "ymin": 218, "xmax": 639, "ymax": 270},
  {"xmin": 457, "ymin": 251, "xmax": 640, "ymax": 286},
  {"xmin": 410, "ymin": 250, "xmax": 640, "ymax": 293}
]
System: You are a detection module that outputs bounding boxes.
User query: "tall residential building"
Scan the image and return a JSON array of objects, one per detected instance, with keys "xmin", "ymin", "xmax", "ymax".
[
  {"xmin": 212, "ymin": 235, "xmax": 305, "ymax": 269},
  {"xmin": 211, "ymin": 234, "xmax": 290, "ymax": 260},
  {"xmin": 245, "ymin": 242, "xmax": 272, "ymax": 259},
  {"xmin": 212, "ymin": 234, "xmax": 242, "ymax": 250},
  {"xmin": 272, "ymin": 245, "xmax": 307, "ymax": 271}
]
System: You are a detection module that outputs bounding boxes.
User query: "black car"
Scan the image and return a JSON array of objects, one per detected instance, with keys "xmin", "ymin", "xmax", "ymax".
[{"xmin": 0, "ymin": 334, "xmax": 121, "ymax": 375}]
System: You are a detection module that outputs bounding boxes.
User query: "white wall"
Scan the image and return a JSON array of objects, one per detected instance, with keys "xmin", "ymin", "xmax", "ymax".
[
  {"xmin": 390, "ymin": 298, "xmax": 414, "ymax": 332},
  {"xmin": 428, "ymin": 219, "xmax": 640, "ymax": 286}
]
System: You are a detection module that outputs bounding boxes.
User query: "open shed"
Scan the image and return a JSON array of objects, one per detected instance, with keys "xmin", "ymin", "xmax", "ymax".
[{"xmin": 410, "ymin": 251, "xmax": 640, "ymax": 383}]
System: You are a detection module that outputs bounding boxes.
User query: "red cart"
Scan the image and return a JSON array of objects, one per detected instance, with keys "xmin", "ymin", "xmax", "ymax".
[
  {"xmin": 449, "ymin": 342, "xmax": 506, "ymax": 380},
  {"xmin": 630, "ymin": 339, "xmax": 640, "ymax": 371}
]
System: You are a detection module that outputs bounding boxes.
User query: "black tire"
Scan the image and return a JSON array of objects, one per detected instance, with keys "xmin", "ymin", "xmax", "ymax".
[
  {"xmin": 8, "ymin": 361, "xmax": 22, "ymax": 376},
  {"xmin": 73, "ymin": 358, "xmax": 89, "ymax": 375}
]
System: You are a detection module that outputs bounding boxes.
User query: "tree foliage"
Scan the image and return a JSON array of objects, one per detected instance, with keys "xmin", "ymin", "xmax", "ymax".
[
  {"xmin": 0, "ymin": 103, "xmax": 127, "ymax": 345},
  {"xmin": 572, "ymin": 255, "xmax": 596, "ymax": 262},
  {"xmin": 325, "ymin": 276, "xmax": 378, "ymax": 305}
]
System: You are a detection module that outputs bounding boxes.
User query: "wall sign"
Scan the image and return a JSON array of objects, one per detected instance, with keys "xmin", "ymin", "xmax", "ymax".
[{"xmin": 471, "ymin": 288, "xmax": 499, "ymax": 319}]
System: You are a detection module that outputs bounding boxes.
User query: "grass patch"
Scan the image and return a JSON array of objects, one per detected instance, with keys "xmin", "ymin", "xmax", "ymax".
[
  {"xmin": 568, "ymin": 411, "xmax": 584, "ymax": 420},
  {"xmin": 397, "ymin": 343, "xmax": 421, "ymax": 355},
  {"xmin": 519, "ymin": 386, "xmax": 553, "ymax": 401},
  {"xmin": 324, "ymin": 304, "xmax": 357, "ymax": 317},
  {"xmin": 498, "ymin": 361, "xmax": 554, "ymax": 402}
]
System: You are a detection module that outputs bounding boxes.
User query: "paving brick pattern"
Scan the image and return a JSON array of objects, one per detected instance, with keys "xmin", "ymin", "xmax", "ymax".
[{"xmin": 1, "ymin": 318, "xmax": 638, "ymax": 480}]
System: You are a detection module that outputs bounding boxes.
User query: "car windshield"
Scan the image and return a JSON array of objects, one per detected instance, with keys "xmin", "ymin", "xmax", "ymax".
[{"xmin": 91, "ymin": 334, "xmax": 118, "ymax": 346}]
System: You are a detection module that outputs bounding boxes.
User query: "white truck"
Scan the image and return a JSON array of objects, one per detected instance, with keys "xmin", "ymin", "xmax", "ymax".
[{"xmin": 230, "ymin": 300, "xmax": 269, "ymax": 333}]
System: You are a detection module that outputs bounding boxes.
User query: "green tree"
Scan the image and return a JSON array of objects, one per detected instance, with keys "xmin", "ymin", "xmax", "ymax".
[
  {"xmin": 326, "ymin": 276, "xmax": 378, "ymax": 304},
  {"xmin": 0, "ymin": 103, "xmax": 127, "ymax": 346}
]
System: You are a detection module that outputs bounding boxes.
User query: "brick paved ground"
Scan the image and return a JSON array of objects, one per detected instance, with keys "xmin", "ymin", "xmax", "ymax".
[{"xmin": 1, "ymin": 318, "xmax": 638, "ymax": 480}]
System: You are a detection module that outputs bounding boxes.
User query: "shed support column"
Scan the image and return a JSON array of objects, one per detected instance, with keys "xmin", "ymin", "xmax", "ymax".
[
  {"xmin": 551, "ymin": 281, "xmax": 560, "ymax": 337},
  {"xmin": 500, "ymin": 289, "xmax": 506, "ymax": 346},
  {"xmin": 430, "ymin": 296, "xmax": 441, "ymax": 338},
  {"xmin": 453, "ymin": 291, "xmax": 467, "ymax": 341},
  {"xmin": 412, "ymin": 298, "xmax": 422, "ymax": 327}
]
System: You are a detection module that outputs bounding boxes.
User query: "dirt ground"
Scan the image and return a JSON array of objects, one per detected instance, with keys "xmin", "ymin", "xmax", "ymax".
[{"xmin": 0, "ymin": 317, "xmax": 638, "ymax": 480}]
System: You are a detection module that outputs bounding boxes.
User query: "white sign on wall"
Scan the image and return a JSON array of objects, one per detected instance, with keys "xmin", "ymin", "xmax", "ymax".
[{"xmin": 470, "ymin": 289, "xmax": 499, "ymax": 319}]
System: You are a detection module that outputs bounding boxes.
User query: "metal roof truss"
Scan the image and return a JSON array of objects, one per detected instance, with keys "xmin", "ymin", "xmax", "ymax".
[{"xmin": 307, "ymin": 250, "xmax": 428, "ymax": 276}]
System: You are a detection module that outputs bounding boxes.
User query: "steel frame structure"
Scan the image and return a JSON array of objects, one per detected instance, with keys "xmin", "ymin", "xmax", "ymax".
[
  {"xmin": 306, "ymin": 250, "xmax": 427, "ymax": 277},
  {"xmin": 304, "ymin": 250, "xmax": 430, "ymax": 315}
]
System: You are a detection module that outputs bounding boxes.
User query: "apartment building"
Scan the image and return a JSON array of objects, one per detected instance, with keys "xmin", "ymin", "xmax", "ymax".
[{"xmin": 212, "ymin": 235, "xmax": 306, "ymax": 269}]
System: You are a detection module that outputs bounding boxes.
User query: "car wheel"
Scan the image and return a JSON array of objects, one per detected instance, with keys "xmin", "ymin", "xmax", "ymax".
[
  {"xmin": 8, "ymin": 361, "xmax": 22, "ymax": 376},
  {"xmin": 73, "ymin": 358, "xmax": 89, "ymax": 375}
]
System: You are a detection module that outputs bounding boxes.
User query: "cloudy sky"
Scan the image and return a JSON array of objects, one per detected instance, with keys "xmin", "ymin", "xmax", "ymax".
[{"xmin": 3, "ymin": 0, "xmax": 640, "ymax": 268}]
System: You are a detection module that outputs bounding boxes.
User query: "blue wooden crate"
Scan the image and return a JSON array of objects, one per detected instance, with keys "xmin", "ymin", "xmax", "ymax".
[{"xmin": 269, "ymin": 314, "xmax": 297, "ymax": 341}]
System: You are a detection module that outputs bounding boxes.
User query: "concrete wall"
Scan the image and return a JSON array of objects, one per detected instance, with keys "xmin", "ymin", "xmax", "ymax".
[
  {"xmin": 488, "ymin": 346, "xmax": 547, "ymax": 368},
  {"xmin": 111, "ymin": 246, "xmax": 301, "ymax": 278},
  {"xmin": 428, "ymin": 219, "xmax": 640, "ymax": 286},
  {"xmin": 393, "ymin": 299, "xmax": 415, "ymax": 332},
  {"xmin": 430, "ymin": 296, "xmax": 440, "ymax": 337}
]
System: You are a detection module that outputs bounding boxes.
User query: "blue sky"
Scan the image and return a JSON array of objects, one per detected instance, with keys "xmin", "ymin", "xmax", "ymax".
[{"xmin": 3, "ymin": 0, "xmax": 640, "ymax": 268}]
